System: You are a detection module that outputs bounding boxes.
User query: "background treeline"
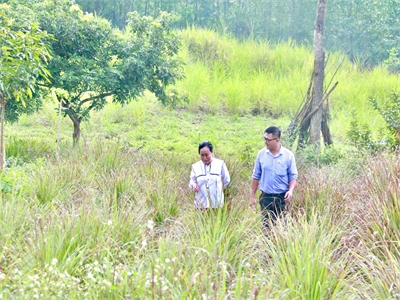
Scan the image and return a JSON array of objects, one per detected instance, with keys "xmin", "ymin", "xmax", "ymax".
[
  {"xmin": 1, "ymin": 0, "xmax": 398, "ymax": 66},
  {"xmin": 71, "ymin": 0, "xmax": 400, "ymax": 66}
]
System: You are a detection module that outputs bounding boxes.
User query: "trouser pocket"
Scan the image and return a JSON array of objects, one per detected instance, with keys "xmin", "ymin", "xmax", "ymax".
[{"xmin": 259, "ymin": 193, "xmax": 285, "ymax": 223}]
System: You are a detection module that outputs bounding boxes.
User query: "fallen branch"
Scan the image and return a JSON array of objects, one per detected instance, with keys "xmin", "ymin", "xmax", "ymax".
[{"xmin": 300, "ymin": 81, "xmax": 338, "ymax": 128}]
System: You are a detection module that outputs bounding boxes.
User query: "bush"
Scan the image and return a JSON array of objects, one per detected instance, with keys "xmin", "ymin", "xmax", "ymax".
[
  {"xmin": 370, "ymin": 91, "xmax": 400, "ymax": 148},
  {"xmin": 5, "ymin": 136, "xmax": 54, "ymax": 165},
  {"xmin": 384, "ymin": 48, "xmax": 400, "ymax": 74},
  {"xmin": 297, "ymin": 144, "xmax": 344, "ymax": 166}
]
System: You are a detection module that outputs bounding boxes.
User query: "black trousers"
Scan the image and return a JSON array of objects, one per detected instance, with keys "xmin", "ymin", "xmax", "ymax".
[{"xmin": 259, "ymin": 191, "xmax": 286, "ymax": 227}]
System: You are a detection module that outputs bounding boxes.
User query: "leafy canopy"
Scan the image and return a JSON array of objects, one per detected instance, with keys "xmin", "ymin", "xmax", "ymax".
[
  {"xmin": 0, "ymin": 3, "xmax": 52, "ymax": 122},
  {"xmin": 30, "ymin": 0, "xmax": 183, "ymax": 143}
]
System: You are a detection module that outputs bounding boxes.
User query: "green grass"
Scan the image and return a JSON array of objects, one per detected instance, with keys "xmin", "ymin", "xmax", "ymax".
[
  {"xmin": 176, "ymin": 28, "xmax": 400, "ymax": 143},
  {"xmin": 2, "ymin": 98, "xmax": 400, "ymax": 298}
]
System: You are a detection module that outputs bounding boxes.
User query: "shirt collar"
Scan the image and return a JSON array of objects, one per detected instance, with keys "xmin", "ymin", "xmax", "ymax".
[{"xmin": 265, "ymin": 145, "xmax": 282, "ymax": 157}]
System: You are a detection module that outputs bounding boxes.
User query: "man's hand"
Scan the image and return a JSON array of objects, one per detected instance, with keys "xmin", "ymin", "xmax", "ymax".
[
  {"xmin": 284, "ymin": 190, "xmax": 293, "ymax": 202},
  {"xmin": 250, "ymin": 178, "xmax": 260, "ymax": 210},
  {"xmin": 249, "ymin": 197, "xmax": 257, "ymax": 209}
]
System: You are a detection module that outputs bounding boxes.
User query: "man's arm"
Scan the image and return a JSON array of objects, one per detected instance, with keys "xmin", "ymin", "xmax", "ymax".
[
  {"xmin": 250, "ymin": 178, "xmax": 259, "ymax": 208},
  {"xmin": 284, "ymin": 152, "xmax": 298, "ymax": 201}
]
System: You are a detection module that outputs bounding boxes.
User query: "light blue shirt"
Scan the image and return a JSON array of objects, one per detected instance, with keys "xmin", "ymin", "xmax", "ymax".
[{"xmin": 252, "ymin": 146, "xmax": 298, "ymax": 194}]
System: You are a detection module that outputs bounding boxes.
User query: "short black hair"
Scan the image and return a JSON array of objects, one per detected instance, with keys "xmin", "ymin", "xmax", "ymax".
[
  {"xmin": 264, "ymin": 126, "xmax": 281, "ymax": 138},
  {"xmin": 198, "ymin": 141, "xmax": 213, "ymax": 154}
]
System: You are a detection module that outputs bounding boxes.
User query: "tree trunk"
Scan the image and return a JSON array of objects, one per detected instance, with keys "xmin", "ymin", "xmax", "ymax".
[
  {"xmin": 72, "ymin": 119, "xmax": 81, "ymax": 146},
  {"xmin": 67, "ymin": 112, "xmax": 81, "ymax": 146},
  {"xmin": 321, "ymin": 107, "xmax": 333, "ymax": 145},
  {"xmin": 0, "ymin": 95, "xmax": 6, "ymax": 170},
  {"xmin": 309, "ymin": 0, "xmax": 327, "ymax": 147}
]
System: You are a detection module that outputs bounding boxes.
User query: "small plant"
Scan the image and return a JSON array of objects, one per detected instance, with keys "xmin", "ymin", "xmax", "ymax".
[
  {"xmin": 0, "ymin": 168, "xmax": 25, "ymax": 195},
  {"xmin": 6, "ymin": 136, "xmax": 54, "ymax": 166},
  {"xmin": 345, "ymin": 109, "xmax": 397, "ymax": 152},
  {"xmin": 384, "ymin": 48, "xmax": 400, "ymax": 74},
  {"xmin": 347, "ymin": 119, "xmax": 378, "ymax": 151},
  {"xmin": 298, "ymin": 144, "xmax": 344, "ymax": 166},
  {"xmin": 239, "ymin": 143, "xmax": 254, "ymax": 163},
  {"xmin": 370, "ymin": 91, "xmax": 400, "ymax": 147},
  {"xmin": 1, "ymin": 175, "xmax": 13, "ymax": 194}
]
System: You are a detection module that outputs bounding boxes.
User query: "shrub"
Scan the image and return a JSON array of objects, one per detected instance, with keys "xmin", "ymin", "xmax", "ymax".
[
  {"xmin": 297, "ymin": 144, "xmax": 344, "ymax": 166},
  {"xmin": 384, "ymin": 48, "xmax": 400, "ymax": 74},
  {"xmin": 370, "ymin": 91, "xmax": 400, "ymax": 148},
  {"xmin": 6, "ymin": 136, "xmax": 54, "ymax": 165}
]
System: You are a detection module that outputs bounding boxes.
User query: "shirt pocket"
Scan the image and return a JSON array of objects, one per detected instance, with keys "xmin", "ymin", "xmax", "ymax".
[{"xmin": 275, "ymin": 161, "xmax": 287, "ymax": 176}]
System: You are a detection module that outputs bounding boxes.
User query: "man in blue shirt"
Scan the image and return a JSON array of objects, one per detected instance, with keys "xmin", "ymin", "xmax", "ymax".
[{"xmin": 250, "ymin": 126, "xmax": 298, "ymax": 227}]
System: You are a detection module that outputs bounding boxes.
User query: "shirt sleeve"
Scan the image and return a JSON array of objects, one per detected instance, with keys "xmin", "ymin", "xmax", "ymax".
[
  {"xmin": 189, "ymin": 164, "xmax": 197, "ymax": 189},
  {"xmin": 252, "ymin": 152, "xmax": 262, "ymax": 180},
  {"xmin": 221, "ymin": 162, "xmax": 230, "ymax": 189},
  {"xmin": 288, "ymin": 152, "xmax": 298, "ymax": 181}
]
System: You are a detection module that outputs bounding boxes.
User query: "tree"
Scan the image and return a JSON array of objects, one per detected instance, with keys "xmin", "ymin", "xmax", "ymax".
[
  {"xmin": 75, "ymin": 0, "xmax": 399, "ymax": 67},
  {"xmin": 285, "ymin": 0, "xmax": 337, "ymax": 149},
  {"xmin": 0, "ymin": 4, "xmax": 51, "ymax": 169},
  {"xmin": 325, "ymin": 0, "xmax": 400, "ymax": 66},
  {"xmin": 309, "ymin": 0, "xmax": 327, "ymax": 146},
  {"xmin": 33, "ymin": 0, "xmax": 183, "ymax": 145}
]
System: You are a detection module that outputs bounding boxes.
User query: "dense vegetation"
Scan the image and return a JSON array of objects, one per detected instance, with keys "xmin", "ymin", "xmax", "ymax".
[
  {"xmin": 2, "ymin": 95, "xmax": 400, "ymax": 298},
  {"xmin": 73, "ymin": 0, "xmax": 400, "ymax": 67}
]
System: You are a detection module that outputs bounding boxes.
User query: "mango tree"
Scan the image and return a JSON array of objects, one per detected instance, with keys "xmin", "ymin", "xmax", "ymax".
[
  {"xmin": 33, "ymin": 0, "xmax": 183, "ymax": 145},
  {"xmin": 0, "ymin": 4, "xmax": 51, "ymax": 169}
]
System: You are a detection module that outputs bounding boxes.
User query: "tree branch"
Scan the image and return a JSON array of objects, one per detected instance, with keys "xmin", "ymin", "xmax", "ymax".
[
  {"xmin": 79, "ymin": 93, "xmax": 113, "ymax": 105},
  {"xmin": 301, "ymin": 81, "xmax": 338, "ymax": 128}
]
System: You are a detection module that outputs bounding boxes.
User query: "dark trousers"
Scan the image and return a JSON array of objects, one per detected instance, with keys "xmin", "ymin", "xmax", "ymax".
[{"xmin": 259, "ymin": 191, "xmax": 286, "ymax": 227}]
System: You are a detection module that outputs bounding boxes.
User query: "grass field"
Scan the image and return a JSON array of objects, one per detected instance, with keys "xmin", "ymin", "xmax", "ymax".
[{"xmin": 1, "ymin": 28, "xmax": 400, "ymax": 299}]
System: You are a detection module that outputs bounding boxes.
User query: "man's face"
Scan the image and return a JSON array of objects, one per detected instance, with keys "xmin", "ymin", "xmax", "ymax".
[{"xmin": 263, "ymin": 133, "xmax": 279, "ymax": 151}]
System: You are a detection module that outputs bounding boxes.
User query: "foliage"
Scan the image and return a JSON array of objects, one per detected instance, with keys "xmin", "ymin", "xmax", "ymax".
[
  {"xmin": 1, "ymin": 93, "xmax": 42, "ymax": 124},
  {"xmin": 0, "ymin": 3, "xmax": 52, "ymax": 169},
  {"xmin": 26, "ymin": 0, "xmax": 183, "ymax": 144},
  {"xmin": 326, "ymin": 0, "xmax": 400, "ymax": 66},
  {"xmin": 2, "ymin": 63, "xmax": 400, "ymax": 297},
  {"xmin": 75, "ymin": 0, "xmax": 400, "ymax": 66},
  {"xmin": 346, "ymin": 118, "xmax": 382, "ymax": 152},
  {"xmin": 1, "ymin": 14, "xmax": 400, "ymax": 298},
  {"xmin": 369, "ymin": 91, "xmax": 400, "ymax": 147},
  {"xmin": 0, "ymin": 4, "xmax": 51, "ymax": 106},
  {"xmin": 384, "ymin": 48, "xmax": 400, "ymax": 73},
  {"xmin": 5, "ymin": 136, "xmax": 54, "ymax": 165},
  {"xmin": 176, "ymin": 27, "xmax": 400, "ymax": 131},
  {"xmin": 297, "ymin": 144, "xmax": 344, "ymax": 166}
]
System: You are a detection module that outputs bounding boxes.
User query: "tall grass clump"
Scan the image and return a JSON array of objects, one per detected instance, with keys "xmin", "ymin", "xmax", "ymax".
[
  {"xmin": 177, "ymin": 28, "xmax": 315, "ymax": 115},
  {"xmin": 5, "ymin": 136, "xmax": 54, "ymax": 166},
  {"xmin": 354, "ymin": 246, "xmax": 400, "ymax": 299},
  {"xmin": 356, "ymin": 153, "xmax": 400, "ymax": 253},
  {"xmin": 180, "ymin": 62, "xmax": 212, "ymax": 111},
  {"xmin": 338, "ymin": 153, "xmax": 400, "ymax": 299},
  {"xmin": 222, "ymin": 77, "xmax": 249, "ymax": 114},
  {"xmin": 261, "ymin": 212, "xmax": 351, "ymax": 299},
  {"xmin": 126, "ymin": 204, "xmax": 266, "ymax": 299},
  {"xmin": 179, "ymin": 26, "xmax": 233, "ymax": 65}
]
